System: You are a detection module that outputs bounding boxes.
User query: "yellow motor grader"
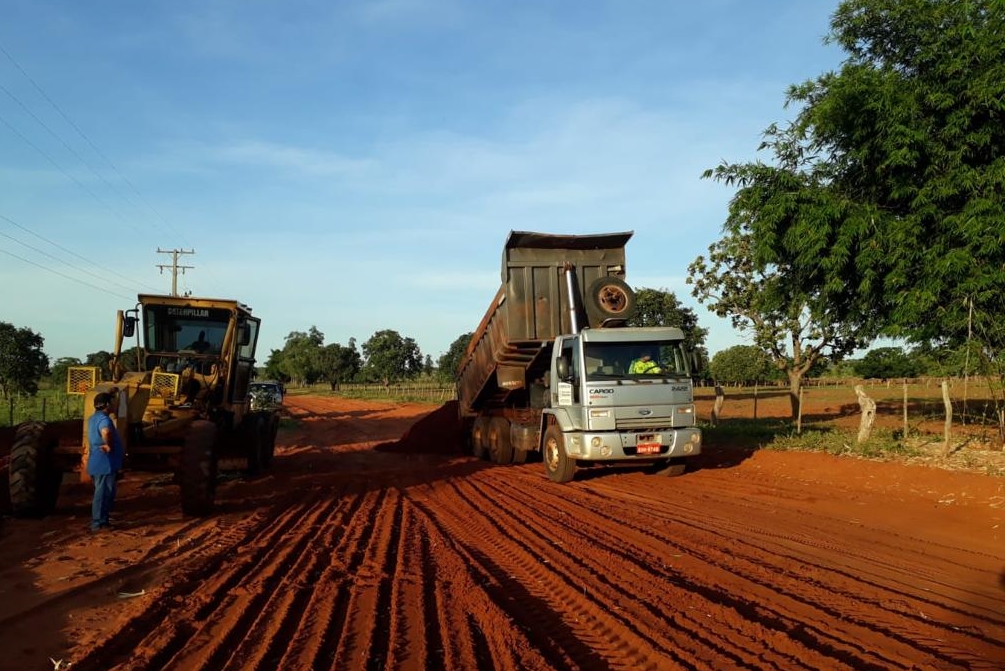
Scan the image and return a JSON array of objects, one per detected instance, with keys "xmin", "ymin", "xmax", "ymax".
[{"xmin": 8, "ymin": 294, "xmax": 279, "ymax": 517}]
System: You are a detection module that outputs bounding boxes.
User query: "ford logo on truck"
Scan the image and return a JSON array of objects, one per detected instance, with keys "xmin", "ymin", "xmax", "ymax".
[{"xmin": 638, "ymin": 409, "xmax": 652, "ymax": 416}]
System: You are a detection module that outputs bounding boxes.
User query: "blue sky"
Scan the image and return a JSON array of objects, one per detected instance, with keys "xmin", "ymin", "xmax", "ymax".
[{"xmin": 1, "ymin": 0, "xmax": 845, "ymax": 365}]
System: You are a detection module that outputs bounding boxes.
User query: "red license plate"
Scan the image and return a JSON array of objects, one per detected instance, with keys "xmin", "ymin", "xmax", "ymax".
[{"xmin": 637, "ymin": 443, "xmax": 661, "ymax": 454}]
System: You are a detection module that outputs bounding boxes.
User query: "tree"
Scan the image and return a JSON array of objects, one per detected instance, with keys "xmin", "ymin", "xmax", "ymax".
[
  {"xmin": 48, "ymin": 356, "xmax": 83, "ymax": 386},
  {"xmin": 854, "ymin": 347, "xmax": 922, "ymax": 380},
  {"xmin": 362, "ymin": 330, "xmax": 423, "ymax": 385},
  {"xmin": 711, "ymin": 0, "xmax": 1005, "ymax": 367},
  {"xmin": 688, "ymin": 218, "xmax": 873, "ymax": 418},
  {"xmin": 437, "ymin": 332, "xmax": 474, "ymax": 382},
  {"xmin": 693, "ymin": 0, "xmax": 1005, "ymax": 417},
  {"xmin": 316, "ymin": 339, "xmax": 362, "ymax": 389},
  {"xmin": 709, "ymin": 346, "xmax": 774, "ymax": 386},
  {"xmin": 0, "ymin": 322, "xmax": 50, "ymax": 397},
  {"xmin": 628, "ymin": 288, "xmax": 708, "ymax": 352},
  {"xmin": 278, "ymin": 327, "xmax": 326, "ymax": 386}
]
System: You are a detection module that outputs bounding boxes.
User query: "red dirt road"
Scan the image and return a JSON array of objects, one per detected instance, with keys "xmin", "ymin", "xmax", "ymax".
[{"xmin": 1, "ymin": 394, "xmax": 1003, "ymax": 671}]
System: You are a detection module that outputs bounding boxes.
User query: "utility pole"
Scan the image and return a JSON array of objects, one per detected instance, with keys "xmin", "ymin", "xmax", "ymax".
[{"xmin": 156, "ymin": 248, "xmax": 195, "ymax": 296}]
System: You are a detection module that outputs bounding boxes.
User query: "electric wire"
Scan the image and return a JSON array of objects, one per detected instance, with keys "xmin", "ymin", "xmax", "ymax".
[
  {"xmin": 0, "ymin": 40, "xmax": 190, "ymax": 247},
  {"xmin": 0, "ymin": 246, "xmax": 133, "ymax": 301},
  {"xmin": 0, "ymin": 213, "xmax": 162, "ymax": 293}
]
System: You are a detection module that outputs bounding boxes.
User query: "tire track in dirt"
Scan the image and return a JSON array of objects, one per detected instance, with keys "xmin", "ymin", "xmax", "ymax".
[
  {"xmin": 468, "ymin": 463, "xmax": 1004, "ymax": 669},
  {"xmin": 70, "ymin": 487, "xmax": 343, "ymax": 670},
  {"xmin": 24, "ymin": 395, "xmax": 1001, "ymax": 671}
]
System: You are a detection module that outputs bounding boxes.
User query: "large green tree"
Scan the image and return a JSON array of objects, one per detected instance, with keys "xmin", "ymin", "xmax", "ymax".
[
  {"xmin": 628, "ymin": 288, "xmax": 708, "ymax": 352},
  {"xmin": 709, "ymin": 345, "xmax": 775, "ymax": 386},
  {"xmin": 0, "ymin": 322, "xmax": 50, "ymax": 397},
  {"xmin": 697, "ymin": 0, "xmax": 1005, "ymax": 418},
  {"xmin": 437, "ymin": 332, "xmax": 474, "ymax": 382},
  {"xmin": 786, "ymin": 0, "xmax": 1005, "ymax": 350},
  {"xmin": 362, "ymin": 330, "xmax": 423, "ymax": 385},
  {"xmin": 48, "ymin": 356, "xmax": 83, "ymax": 387},
  {"xmin": 316, "ymin": 339, "xmax": 362, "ymax": 389}
]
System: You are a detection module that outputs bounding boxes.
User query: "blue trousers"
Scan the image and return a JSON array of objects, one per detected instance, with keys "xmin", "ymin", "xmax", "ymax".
[{"xmin": 91, "ymin": 473, "xmax": 117, "ymax": 530}]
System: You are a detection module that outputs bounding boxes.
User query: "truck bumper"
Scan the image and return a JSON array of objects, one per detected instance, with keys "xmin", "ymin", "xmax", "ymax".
[{"xmin": 562, "ymin": 427, "xmax": 702, "ymax": 461}]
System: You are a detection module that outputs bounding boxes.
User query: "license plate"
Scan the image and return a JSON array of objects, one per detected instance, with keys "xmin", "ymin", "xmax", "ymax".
[{"xmin": 636, "ymin": 434, "xmax": 661, "ymax": 454}]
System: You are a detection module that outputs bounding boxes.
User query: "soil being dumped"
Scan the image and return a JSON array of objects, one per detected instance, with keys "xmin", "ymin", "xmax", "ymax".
[{"xmin": 0, "ymin": 393, "xmax": 1002, "ymax": 671}]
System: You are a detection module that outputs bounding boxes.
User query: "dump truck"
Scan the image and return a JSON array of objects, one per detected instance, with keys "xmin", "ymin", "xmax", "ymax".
[
  {"xmin": 456, "ymin": 231, "xmax": 702, "ymax": 482},
  {"xmin": 8, "ymin": 294, "xmax": 279, "ymax": 517}
]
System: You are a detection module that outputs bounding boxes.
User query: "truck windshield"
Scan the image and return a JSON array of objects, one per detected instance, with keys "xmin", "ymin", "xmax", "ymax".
[
  {"xmin": 583, "ymin": 341, "xmax": 689, "ymax": 381},
  {"xmin": 142, "ymin": 305, "xmax": 231, "ymax": 355}
]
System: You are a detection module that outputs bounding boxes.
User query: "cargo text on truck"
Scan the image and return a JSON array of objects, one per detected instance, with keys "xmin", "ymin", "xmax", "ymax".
[{"xmin": 456, "ymin": 231, "xmax": 703, "ymax": 482}]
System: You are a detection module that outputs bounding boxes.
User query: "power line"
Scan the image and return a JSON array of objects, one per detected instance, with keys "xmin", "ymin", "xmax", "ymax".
[
  {"xmin": 0, "ymin": 212, "xmax": 161, "ymax": 293},
  {"xmin": 0, "ymin": 39, "xmax": 189, "ymax": 246},
  {"xmin": 0, "ymin": 245, "xmax": 133, "ymax": 300}
]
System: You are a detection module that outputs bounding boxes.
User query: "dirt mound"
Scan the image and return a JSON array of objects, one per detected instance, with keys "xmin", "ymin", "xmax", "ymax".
[{"xmin": 375, "ymin": 400, "xmax": 464, "ymax": 454}]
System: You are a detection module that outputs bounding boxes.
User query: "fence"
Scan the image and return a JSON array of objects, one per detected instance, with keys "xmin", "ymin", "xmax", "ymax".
[
  {"xmin": 326, "ymin": 383, "xmax": 457, "ymax": 403},
  {"xmin": 2, "ymin": 392, "xmax": 87, "ymax": 427}
]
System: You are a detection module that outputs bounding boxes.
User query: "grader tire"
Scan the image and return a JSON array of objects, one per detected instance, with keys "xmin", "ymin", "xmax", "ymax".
[
  {"xmin": 245, "ymin": 415, "xmax": 266, "ymax": 476},
  {"xmin": 9, "ymin": 421, "xmax": 63, "ymax": 518},
  {"xmin": 180, "ymin": 420, "xmax": 218, "ymax": 516},
  {"xmin": 264, "ymin": 413, "xmax": 279, "ymax": 467}
]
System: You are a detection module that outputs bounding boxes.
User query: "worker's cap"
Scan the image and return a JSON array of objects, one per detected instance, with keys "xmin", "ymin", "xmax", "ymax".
[{"xmin": 94, "ymin": 392, "xmax": 113, "ymax": 409}]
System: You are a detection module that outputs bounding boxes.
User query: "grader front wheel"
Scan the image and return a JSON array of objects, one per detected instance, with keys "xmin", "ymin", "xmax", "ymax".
[{"xmin": 180, "ymin": 420, "xmax": 218, "ymax": 516}]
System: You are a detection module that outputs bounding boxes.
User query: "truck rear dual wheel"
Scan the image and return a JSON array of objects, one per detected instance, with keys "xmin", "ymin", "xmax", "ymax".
[
  {"xmin": 487, "ymin": 417, "xmax": 514, "ymax": 465},
  {"xmin": 471, "ymin": 417, "xmax": 490, "ymax": 460},
  {"xmin": 543, "ymin": 425, "xmax": 576, "ymax": 483},
  {"xmin": 180, "ymin": 420, "xmax": 218, "ymax": 516},
  {"xmin": 9, "ymin": 421, "xmax": 63, "ymax": 517}
]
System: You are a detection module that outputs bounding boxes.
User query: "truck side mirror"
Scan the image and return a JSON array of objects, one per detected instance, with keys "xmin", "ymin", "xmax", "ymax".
[
  {"xmin": 123, "ymin": 316, "xmax": 136, "ymax": 338},
  {"xmin": 556, "ymin": 356, "xmax": 570, "ymax": 381},
  {"xmin": 239, "ymin": 324, "xmax": 252, "ymax": 347}
]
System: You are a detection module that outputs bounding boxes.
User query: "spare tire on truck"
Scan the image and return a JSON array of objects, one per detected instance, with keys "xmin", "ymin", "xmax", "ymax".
[
  {"xmin": 9, "ymin": 421, "xmax": 63, "ymax": 517},
  {"xmin": 180, "ymin": 420, "xmax": 218, "ymax": 516},
  {"xmin": 585, "ymin": 277, "xmax": 637, "ymax": 326}
]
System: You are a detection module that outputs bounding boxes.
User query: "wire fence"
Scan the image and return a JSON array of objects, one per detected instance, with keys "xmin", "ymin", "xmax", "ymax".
[{"xmin": 2, "ymin": 392, "xmax": 87, "ymax": 427}]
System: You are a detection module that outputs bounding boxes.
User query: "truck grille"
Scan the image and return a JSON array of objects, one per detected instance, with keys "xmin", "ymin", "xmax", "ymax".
[{"xmin": 616, "ymin": 417, "xmax": 673, "ymax": 431}]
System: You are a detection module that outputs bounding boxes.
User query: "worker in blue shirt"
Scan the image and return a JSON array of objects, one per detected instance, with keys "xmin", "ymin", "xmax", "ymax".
[{"xmin": 87, "ymin": 391, "xmax": 124, "ymax": 532}]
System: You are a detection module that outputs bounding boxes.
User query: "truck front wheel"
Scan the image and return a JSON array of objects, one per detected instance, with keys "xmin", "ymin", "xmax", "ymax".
[
  {"xmin": 543, "ymin": 426, "xmax": 575, "ymax": 483},
  {"xmin": 9, "ymin": 421, "xmax": 63, "ymax": 517},
  {"xmin": 180, "ymin": 420, "xmax": 218, "ymax": 516}
]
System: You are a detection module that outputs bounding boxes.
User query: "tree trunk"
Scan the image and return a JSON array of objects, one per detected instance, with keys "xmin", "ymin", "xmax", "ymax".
[
  {"xmin": 787, "ymin": 370, "xmax": 803, "ymax": 420},
  {"xmin": 855, "ymin": 385, "xmax": 876, "ymax": 444}
]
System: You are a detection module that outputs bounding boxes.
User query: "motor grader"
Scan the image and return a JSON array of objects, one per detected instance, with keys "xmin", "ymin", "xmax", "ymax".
[{"xmin": 8, "ymin": 294, "xmax": 279, "ymax": 517}]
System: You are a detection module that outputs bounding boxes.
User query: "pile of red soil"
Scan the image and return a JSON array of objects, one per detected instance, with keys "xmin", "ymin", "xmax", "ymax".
[{"xmin": 377, "ymin": 401, "xmax": 464, "ymax": 454}]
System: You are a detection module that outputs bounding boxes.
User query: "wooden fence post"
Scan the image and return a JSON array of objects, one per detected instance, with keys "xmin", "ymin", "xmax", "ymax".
[
  {"xmin": 942, "ymin": 380, "xmax": 953, "ymax": 456},
  {"xmin": 855, "ymin": 385, "xmax": 876, "ymax": 444},
  {"xmin": 753, "ymin": 383, "xmax": 758, "ymax": 420},
  {"xmin": 902, "ymin": 381, "xmax": 908, "ymax": 439},
  {"xmin": 711, "ymin": 386, "xmax": 724, "ymax": 427}
]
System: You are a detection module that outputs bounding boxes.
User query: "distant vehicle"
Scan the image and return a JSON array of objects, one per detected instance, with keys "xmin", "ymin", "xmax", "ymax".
[{"xmin": 249, "ymin": 381, "xmax": 284, "ymax": 411}]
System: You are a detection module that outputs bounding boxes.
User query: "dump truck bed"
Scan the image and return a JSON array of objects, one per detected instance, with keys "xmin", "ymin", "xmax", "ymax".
[{"xmin": 456, "ymin": 231, "xmax": 633, "ymax": 417}]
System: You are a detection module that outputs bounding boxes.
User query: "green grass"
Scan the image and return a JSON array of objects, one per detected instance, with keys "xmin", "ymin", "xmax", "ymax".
[{"xmin": 1, "ymin": 387, "xmax": 87, "ymax": 427}]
